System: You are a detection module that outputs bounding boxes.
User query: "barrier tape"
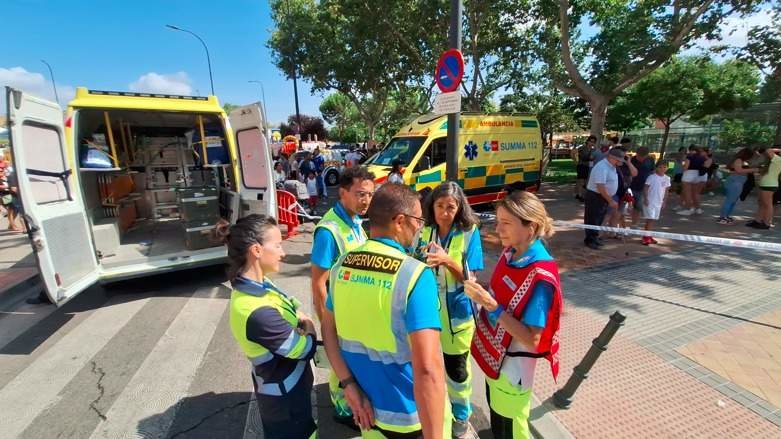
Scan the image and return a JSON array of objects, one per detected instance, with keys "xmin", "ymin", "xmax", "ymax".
[
  {"xmin": 282, "ymin": 202, "xmax": 323, "ymax": 220},
  {"xmin": 476, "ymin": 213, "xmax": 781, "ymax": 253}
]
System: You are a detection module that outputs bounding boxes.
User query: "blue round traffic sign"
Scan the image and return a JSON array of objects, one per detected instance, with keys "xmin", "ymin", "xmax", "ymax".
[{"xmin": 436, "ymin": 49, "xmax": 465, "ymax": 93}]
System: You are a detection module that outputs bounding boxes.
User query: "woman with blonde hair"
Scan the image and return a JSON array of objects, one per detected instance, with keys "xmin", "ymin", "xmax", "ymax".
[{"xmin": 465, "ymin": 190, "xmax": 563, "ymax": 439}]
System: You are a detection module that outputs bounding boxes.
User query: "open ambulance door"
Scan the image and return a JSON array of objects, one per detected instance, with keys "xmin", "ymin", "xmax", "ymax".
[
  {"xmin": 229, "ymin": 104, "xmax": 277, "ymax": 220},
  {"xmin": 5, "ymin": 87, "xmax": 99, "ymax": 305}
]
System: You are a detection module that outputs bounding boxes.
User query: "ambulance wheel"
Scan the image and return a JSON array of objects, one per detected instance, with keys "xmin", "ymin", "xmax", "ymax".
[
  {"xmin": 504, "ymin": 182, "xmax": 528, "ymax": 195},
  {"xmin": 326, "ymin": 170, "xmax": 339, "ymax": 186}
]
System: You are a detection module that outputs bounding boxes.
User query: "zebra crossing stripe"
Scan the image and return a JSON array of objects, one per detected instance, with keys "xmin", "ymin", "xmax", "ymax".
[
  {"xmin": 0, "ymin": 298, "xmax": 149, "ymax": 438},
  {"xmin": 88, "ymin": 297, "xmax": 226, "ymax": 438}
]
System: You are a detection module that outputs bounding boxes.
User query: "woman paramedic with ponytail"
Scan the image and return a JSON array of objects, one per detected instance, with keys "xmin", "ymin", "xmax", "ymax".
[
  {"xmin": 464, "ymin": 191, "xmax": 563, "ymax": 439},
  {"xmin": 219, "ymin": 214, "xmax": 318, "ymax": 439}
]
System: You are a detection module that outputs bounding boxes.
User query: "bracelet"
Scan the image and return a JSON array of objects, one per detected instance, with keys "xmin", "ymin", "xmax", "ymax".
[{"xmin": 339, "ymin": 376, "xmax": 357, "ymax": 389}]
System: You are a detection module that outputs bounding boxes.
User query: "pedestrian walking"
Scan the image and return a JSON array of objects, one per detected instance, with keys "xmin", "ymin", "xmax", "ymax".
[
  {"xmin": 416, "ymin": 182, "xmax": 483, "ymax": 438},
  {"xmin": 641, "ymin": 161, "xmax": 671, "ymax": 245},
  {"xmin": 678, "ymin": 145, "xmax": 712, "ymax": 216},
  {"xmin": 322, "ymin": 183, "xmax": 448, "ymax": 438},
  {"xmin": 290, "ymin": 155, "xmax": 300, "ymax": 181},
  {"xmin": 0, "ymin": 161, "xmax": 24, "ymax": 232},
  {"xmin": 572, "ymin": 135, "xmax": 596, "ymax": 202},
  {"xmin": 272, "ymin": 162, "xmax": 286, "ymax": 188},
  {"xmin": 604, "ymin": 146, "xmax": 637, "ymax": 237},
  {"xmin": 717, "ymin": 148, "xmax": 758, "ymax": 225},
  {"xmin": 671, "ymin": 147, "xmax": 687, "ymax": 209},
  {"xmin": 747, "ymin": 146, "xmax": 781, "ymax": 229},
  {"xmin": 465, "ymin": 190, "xmax": 563, "ymax": 439},
  {"xmin": 219, "ymin": 214, "xmax": 318, "ymax": 439},
  {"xmin": 387, "ymin": 159, "xmax": 404, "ymax": 185},
  {"xmin": 306, "ymin": 172, "xmax": 319, "ymax": 213},
  {"xmin": 310, "ymin": 166, "xmax": 376, "ymax": 430},
  {"xmin": 583, "ymin": 148, "xmax": 623, "ymax": 249},
  {"xmin": 629, "ymin": 147, "xmax": 655, "ymax": 225}
]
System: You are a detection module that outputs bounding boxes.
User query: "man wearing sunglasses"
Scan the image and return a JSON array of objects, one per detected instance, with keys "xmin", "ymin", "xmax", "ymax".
[{"xmin": 322, "ymin": 183, "xmax": 448, "ymax": 438}]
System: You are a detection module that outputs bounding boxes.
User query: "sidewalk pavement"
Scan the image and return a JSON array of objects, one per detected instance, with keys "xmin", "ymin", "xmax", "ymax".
[
  {"xmin": 475, "ymin": 184, "xmax": 781, "ymax": 437},
  {"xmin": 0, "ymin": 215, "xmax": 39, "ymax": 307}
]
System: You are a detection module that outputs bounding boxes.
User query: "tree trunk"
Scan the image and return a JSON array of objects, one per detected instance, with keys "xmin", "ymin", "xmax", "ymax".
[
  {"xmin": 366, "ymin": 122, "xmax": 376, "ymax": 143},
  {"xmin": 774, "ymin": 111, "xmax": 781, "ymax": 146},
  {"xmin": 589, "ymin": 98, "xmax": 608, "ymax": 143},
  {"xmin": 659, "ymin": 120, "xmax": 672, "ymax": 158}
]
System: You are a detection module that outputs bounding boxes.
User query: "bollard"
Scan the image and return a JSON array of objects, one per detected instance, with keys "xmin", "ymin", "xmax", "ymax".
[{"xmin": 552, "ymin": 311, "xmax": 626, "ymax": 409}]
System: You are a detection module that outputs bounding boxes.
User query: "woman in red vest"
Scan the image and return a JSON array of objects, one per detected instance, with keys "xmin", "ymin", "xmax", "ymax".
[{"xmin": 464, "ymin": 190, "xmax": 563, "ymax": 439}]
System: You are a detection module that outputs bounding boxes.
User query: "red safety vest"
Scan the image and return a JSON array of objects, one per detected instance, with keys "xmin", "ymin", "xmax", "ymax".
[{"xmin": 471, "ymin": 249, "xmax": 563, "ymax": 381}]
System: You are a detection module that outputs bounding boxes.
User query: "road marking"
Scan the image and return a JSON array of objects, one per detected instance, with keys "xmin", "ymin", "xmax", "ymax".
[
  {"xmin": 0, "ymin": 298, "xmax": 149, "ymax": 438},
  {"xmin": 88, "ymin": 297, "xmax": 225, "ymax": 439},
  {"xmin": 243, "ymin": 398, "xmax": 264, "ymax": 439}
]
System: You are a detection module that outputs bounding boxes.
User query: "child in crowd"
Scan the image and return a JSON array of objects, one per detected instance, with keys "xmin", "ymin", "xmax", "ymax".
[
  {"xmin": 642, "ymin": 161, "xmax": 671, "ymax": 245},
  {"xmin": 305, "ymin": 171, "xmax": 318, "ymax": 213}
]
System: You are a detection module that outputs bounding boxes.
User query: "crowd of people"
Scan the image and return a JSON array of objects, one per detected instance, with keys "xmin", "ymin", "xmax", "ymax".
[
  {"xmin": 221, "ymin": 165, "xmax": 562, "ymax": 439},
  {"xmin": 573, "ymin": 136, "xmax": 781, "ymax": 249}
]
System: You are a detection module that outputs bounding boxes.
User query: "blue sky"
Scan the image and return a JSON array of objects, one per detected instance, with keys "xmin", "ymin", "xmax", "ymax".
[
  {"xmin": 2, "ymin": 1, "xmax": 771, "ymax": 127},
  {"xmin": 1, "ymin": 0, "xmax": 322, "ymax": 125}
]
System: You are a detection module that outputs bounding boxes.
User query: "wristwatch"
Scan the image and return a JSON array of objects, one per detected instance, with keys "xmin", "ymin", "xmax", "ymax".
[{"xmin": 338, "ymin": 376, "xmax": 357, "ymax": 389}]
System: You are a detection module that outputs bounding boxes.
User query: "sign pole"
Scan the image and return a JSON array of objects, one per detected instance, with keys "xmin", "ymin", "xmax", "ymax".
[{"xmin": 446, "ymin": 0, "xmax": 462, "ymax": 182}]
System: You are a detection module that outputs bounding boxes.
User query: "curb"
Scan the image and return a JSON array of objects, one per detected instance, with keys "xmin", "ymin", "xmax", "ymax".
[
  {"xmin": 529, "ymin": 394, "xmax": 574, "ymax": 439},
  {"xmin": 0, "ymin": 273, "xmax": 42, "ymax": 311}
]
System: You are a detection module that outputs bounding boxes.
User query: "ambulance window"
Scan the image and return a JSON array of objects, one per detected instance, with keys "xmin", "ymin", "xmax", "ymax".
[
  {"xmin": 430, "ymin": 138, "xmax": 447, "ymax": 165},
  {"xmin": 236, "ymin": 128, "xmax": 269, "ymax": 189},
  {"xmin": 416, "ymin": 138, "xmax": 447, "ymax": 172},
  {"xmin": 21, "ymin": 122, "xmax": 70, "ymax": 204}
]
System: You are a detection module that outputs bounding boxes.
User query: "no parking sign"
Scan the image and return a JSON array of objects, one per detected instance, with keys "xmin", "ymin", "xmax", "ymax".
[{"xmin": 435, "ymin": 49, "xmax": 464, "ymax": 93}]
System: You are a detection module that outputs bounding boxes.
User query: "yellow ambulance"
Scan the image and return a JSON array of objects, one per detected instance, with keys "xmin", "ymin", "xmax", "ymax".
[
  {"xmin": 366, "ymin": 113, "xmax": 543, "ymax": 204},
  {"xmin": 5, "ymin": 86, "xmax": 275, "ymax": 305}
]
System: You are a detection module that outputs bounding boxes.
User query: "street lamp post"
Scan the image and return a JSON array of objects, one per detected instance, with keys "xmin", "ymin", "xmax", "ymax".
[
  {"xmin": 248, "ymin": 80, "xmax": 269, "ymax": 122},
  {"xmin": 165, "ymin": 24, "xmax": 215, "ymax": 95},
  {"xmin": 40, "ymin": 59, "xmax": 60, "ymax": 106},
  {"xmin": 446, "ymin": 0, "xmax": 462, "ymax": 182},
  {"xmin": 284, "ymin": 0, "xmax": 302, "ymax": 138}
]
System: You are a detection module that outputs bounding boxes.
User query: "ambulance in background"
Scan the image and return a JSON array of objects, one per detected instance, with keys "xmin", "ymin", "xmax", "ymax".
[
  {"xmin": 5, "ymin": 86, "xmax": 275, "ymax": 305},
  {"xmin": 365, "ymin": 113, "xmax": 544, "ymax": 204}
]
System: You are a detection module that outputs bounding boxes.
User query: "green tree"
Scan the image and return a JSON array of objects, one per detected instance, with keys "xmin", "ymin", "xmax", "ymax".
[
  {"xmin": 268, "ymin": 0, "xmax": 446, "ymax": 141},
  {"xmin": 223, "ymin": 103, "xmax": 238, "ymax": 114},
  {"xmin": 720, "ymin": 119, "xmax": 775, "ymax": 147},
  {"xmin": 319, "ymin": 92, "xmax": 357, "ymax": 142},
  {"xmin": 527, "ymin": 0, "xmax": 764, "ymax": 142},
  {"xmin": 280, "ymin": 114, "xmax": 327, "ymax": 141},
  {"xmin": 615, "ymin": 57, "xmax": 759, "ymax": 156},
  {"xmin": 500, "ymin": 87, "xmax": 580, "ymax": 145},
  {"xmin": 740, "ymin": 4, "xmax": 781, "ymax": 143}
]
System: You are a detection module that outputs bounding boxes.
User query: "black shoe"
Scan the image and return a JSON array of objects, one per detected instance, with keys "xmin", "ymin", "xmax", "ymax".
[
  {"xmin": 746, "ymin": 220, "xmax": 759, "ymax": 227},
  {"xmin": 585, "ymin": 241, "xmax": 601, "ymax": 250},
  {"xmin": 25, "ymin": 291, "xmax": 52, "ymax": 305},
  {"xmin": 749, "ymin": 222, "xmax": 771, "ymax": 230},
  {"xmin": 575, "ymin": 195, "xmax": 585, "ymax": 202},
  {"xmin": 333, "ymin": 415, "xmax": 360, "ymax": 432},
  {"xmin": 595, "ymin": 238, "xmax": 606, "ymax": 246}
]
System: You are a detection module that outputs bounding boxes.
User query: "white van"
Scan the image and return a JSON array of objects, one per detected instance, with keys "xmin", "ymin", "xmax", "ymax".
[{"xmin": 5, "ymin": 87, "xmax": 276, "ymax": 305}]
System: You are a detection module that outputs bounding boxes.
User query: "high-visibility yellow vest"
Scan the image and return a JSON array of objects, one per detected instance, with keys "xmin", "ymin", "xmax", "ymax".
[
  {"xmin": 329, "ymin": 239, "xmax": 428, "ymax": 433},
  {"xmin": 314, "ymin": 206, "xmax": 367, "ymax": 256},
  {"xmin": 229, "ymin": 277, "xmax": 309, "ymax": 396},
  {"xmin": 419, "ymin": 225, "xmax": 477, "ymax": 336}
]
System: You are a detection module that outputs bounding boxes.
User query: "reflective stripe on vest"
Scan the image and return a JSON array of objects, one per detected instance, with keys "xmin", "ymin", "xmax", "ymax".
[
  {"xmin": 253, "ymin": 360, "xmax": 308, "ymax": 396},
  {"xmin": 315, "ymin": 208, "xmax": 366, "ymax": 256},
  {"xmin": 419, "ymin": 225, "xmax": 475, "ymax": 329},
  {"xmin": 330, "ymin": 240, "xmax": 426, "ymax": 432},
  {"xmin": 229, "ymin": 279, "xmax": 308, "ymax": 394},
  {"xmin": 330, "ymin": 252, "xmax": 422, "ymax": 365}
]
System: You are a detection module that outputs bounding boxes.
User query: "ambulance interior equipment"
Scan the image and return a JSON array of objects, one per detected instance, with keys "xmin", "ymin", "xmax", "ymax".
[{"xmin": 75, "ymin": 109, "xmax": 237, "ymax": 267}]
